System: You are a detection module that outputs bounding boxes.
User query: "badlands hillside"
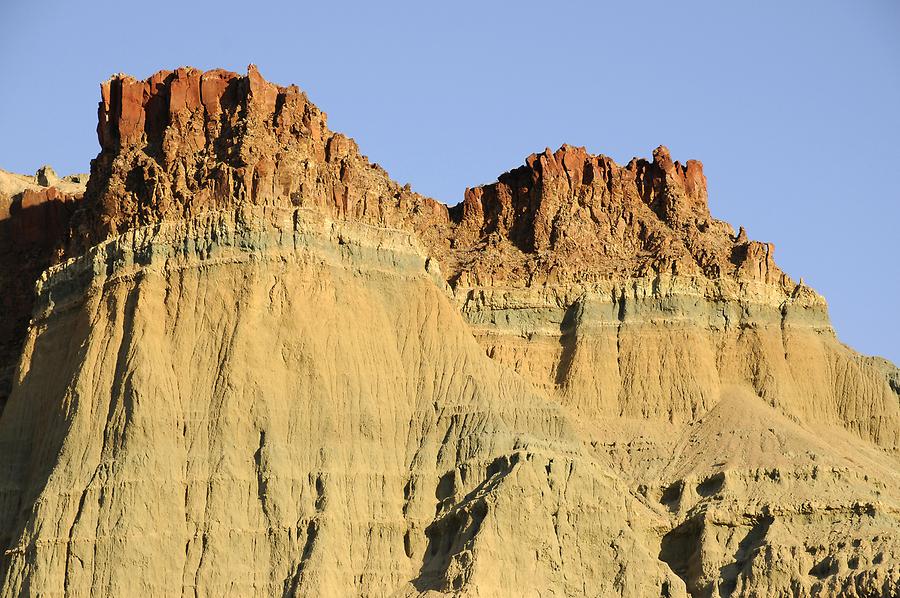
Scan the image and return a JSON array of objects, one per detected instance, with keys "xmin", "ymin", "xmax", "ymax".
[{"xmin": 0, "ymin": 66, "xmax": 897, "ymax": 597}]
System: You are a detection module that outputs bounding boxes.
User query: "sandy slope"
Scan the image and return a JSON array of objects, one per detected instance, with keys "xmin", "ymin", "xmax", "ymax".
[{"xmin": 0, "ymin": 209, "xmax": 682, "ymax": 597}]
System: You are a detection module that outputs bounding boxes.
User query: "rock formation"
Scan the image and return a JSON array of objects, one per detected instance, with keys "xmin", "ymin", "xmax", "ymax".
[
  {"xmin": 71, "ymin": 65, "xmax": 446, "ymax": 253},
  {"xmin": 0, "ymin": 66, "xmax": 897, "ymax": 597},
  {"xmin": 0, "ymin": 169, "xmax": 86, "ymax": 411}
]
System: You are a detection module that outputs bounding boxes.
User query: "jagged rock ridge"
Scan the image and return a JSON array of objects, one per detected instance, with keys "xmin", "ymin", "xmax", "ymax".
[
  {"xmin": 0, "ymin": 66, "xmax": 897, "ymax": 598},
  {"xmin": 448, "ymin": 143, "xmax": 791, "ymax": 288},
  {"xmin": 72, "ymin": 65, "xmax": 446, "ymax": 252}
]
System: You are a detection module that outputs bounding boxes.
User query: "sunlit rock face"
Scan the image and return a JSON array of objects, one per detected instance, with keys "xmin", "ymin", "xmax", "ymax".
[{"xmin": 0, "ymin": 66, "xmax": 897, "ymax": 598}]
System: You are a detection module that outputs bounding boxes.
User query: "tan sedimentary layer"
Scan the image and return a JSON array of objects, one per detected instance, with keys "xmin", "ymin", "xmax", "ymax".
[
  {"xmin": 0, "ymin": 168, "xmax": 87, "ymax": 201},
  {"xmin": 0, "ymin": 207, "xmax": 682, "ymax": 597},
  {"xmin": 2, "ymin": 206, "xmax": 897, "ymax": 597},
  {"xmin": 452, "ymin": 277, "xmax": 899, "ymax": 449}
]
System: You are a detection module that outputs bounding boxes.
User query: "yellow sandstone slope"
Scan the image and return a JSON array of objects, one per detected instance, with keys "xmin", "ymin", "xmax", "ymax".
[{"xmin": 0, "ymin": 209, "xmax": 681, "ymax": 596}]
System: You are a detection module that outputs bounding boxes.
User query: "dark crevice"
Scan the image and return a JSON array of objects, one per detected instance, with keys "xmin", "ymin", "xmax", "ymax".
[
  {"xmin": 555, "ymin": 299, "xmax": 584, "ymax": 386},
  {"xmin": 696, "ymin": 472, "xmax": 725, "ymax": 497},
  {"xmin": 412, "ymin": 454, "xmax": 518, "ymax": 593}
]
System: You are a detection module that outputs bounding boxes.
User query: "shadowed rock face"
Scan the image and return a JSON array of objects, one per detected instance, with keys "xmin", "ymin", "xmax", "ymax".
[
  {"xmin": 0, "ymin": 174, "xmax": 85, "ymax": 411},
  {"xmin": 0, "ymin": 66, "xmax": 898, "ymax": 598}
]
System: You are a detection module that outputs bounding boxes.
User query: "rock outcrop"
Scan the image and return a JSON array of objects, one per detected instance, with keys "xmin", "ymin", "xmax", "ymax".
[
  {"xmin": 71, "ymin": 65, "xmax": 447, "ymax": 253},
  {"xmin": 439, "ymin": 146, "xmax": 898, "ymax": 448},
  {"xmin": 446, "ymin": 143, "xmax": 788, "ymax": 286},
  {"xmin": 0, "ymin": 66, "xmax": 897, "ymax": 598},
  {"xmin": 0, "ymin": 169, "xmax": 86, "ymax": 410}
]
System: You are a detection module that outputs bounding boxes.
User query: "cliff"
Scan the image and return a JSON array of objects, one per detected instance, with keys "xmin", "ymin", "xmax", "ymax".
[
  {"xmin": 447, "ymin": 143, "xmax": 790, "ymax": 287},
  {"xmin": 0, "ymin": 66, "xmax": 897, "ymax": 598},
  {"xmin": 0, "ymin": 170, "xmax": 86, "ymax": 410},
  {"xmin": 70, "ymin": 65, "xmax": 447, "ymax": 252}
]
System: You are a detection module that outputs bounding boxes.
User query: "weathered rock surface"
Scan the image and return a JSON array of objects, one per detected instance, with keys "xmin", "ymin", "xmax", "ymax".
[
  {"xmin": 0, "ymin": 209, "xmax": 683, "ymax": 597},
  {"xmin": 446, "ymin": 143, "xmax": 788, "ymax": 286},
  {"xmin": 0, "ymin": 169, "xmax": 86, "ymax": 411},
  {"xmin": 437, "ymin": 145, "xmax": 898, "ymax": 449},
  {"xmin": 71, "ymin": 65, "xmax": 447, "ymax": 254},
  {"xmin": 0, "ymin": 66, "xmax": 897, "ymax": 597}
]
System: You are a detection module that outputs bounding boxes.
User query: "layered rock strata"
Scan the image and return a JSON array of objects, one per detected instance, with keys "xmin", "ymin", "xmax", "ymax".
[
  {"xmin": 443, "ymin": 146, "xmax": 898, "ymax": 449},
  {"xmin": 0, "ymin": 66, "xmax": 897, "ymax": 597},
  {"xmin": 0, "ymin": 208, "xmax": 682, "ymax": 596}
]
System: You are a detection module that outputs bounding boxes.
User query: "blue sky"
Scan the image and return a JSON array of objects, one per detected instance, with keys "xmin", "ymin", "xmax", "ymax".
[{"xmin": 1, "ymin": 1, "xmax": 898, "ymax": 362}]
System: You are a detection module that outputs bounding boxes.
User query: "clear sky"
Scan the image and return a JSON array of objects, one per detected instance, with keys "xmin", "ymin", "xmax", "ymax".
[{"xmin": 1, "ymin": 1, "xmax": 898, "ymax": 363}]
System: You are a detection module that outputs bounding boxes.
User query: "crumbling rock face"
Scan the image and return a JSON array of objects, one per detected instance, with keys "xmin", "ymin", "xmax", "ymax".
[
  {"xmin": 0, "ymin": 170, "xmax": 85, "ymax": 411},
  {"xmin": 72, "ymin": 65, "xmax": 448, "ymax": 253},
  {"xmin": 438, "ymin": 145, "xmax": 897, "ymax": 450},
  {"xmin": 0, "ymin": 66, "xmax": 898, "ymax": 598},
  {"xmin": 444, "ymin": 143, "xmax": 791, "ymax": 288},
  {"xmin": 64, "ymin": 66, "xmax": 803, "ymax": 298}
]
